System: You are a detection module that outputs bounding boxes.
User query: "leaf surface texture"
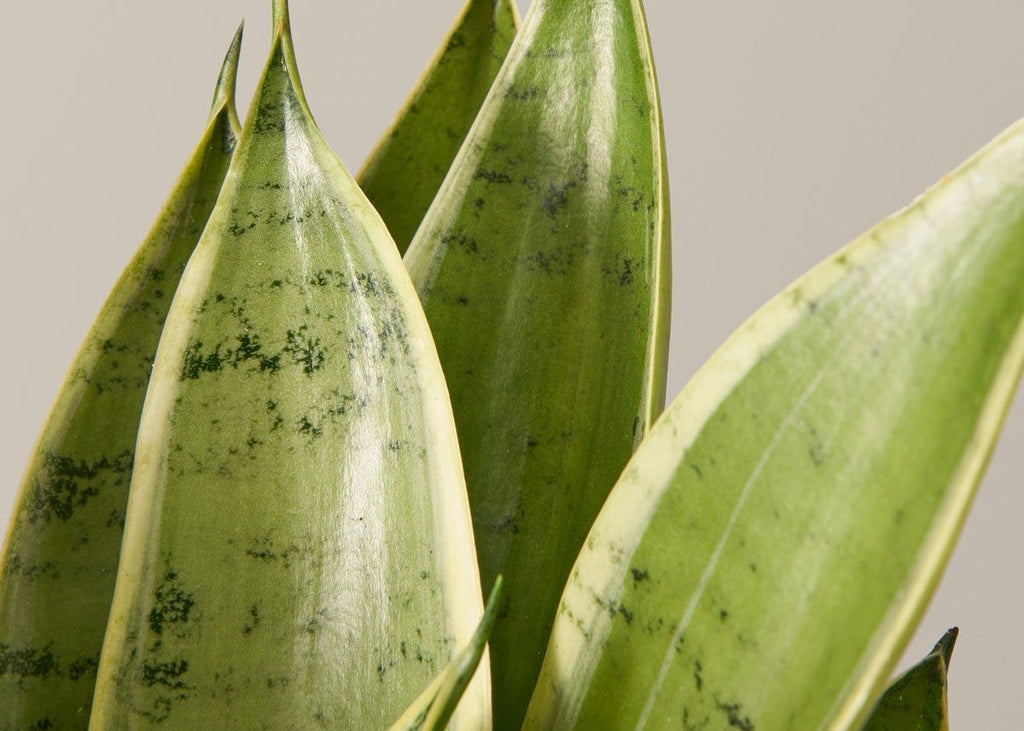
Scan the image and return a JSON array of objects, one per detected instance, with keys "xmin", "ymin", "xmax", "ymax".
[
  {"xmin": 526, "ymin": 116, "xmax": 1024, "ymax": 729},
  {"xmin": 358, "ymin": 0, "xmax": 519, "ymax": 253},
  {"xmin": 406, "ymin": 0, "xmax": 670, "ymax": 724},
  {"xmin": 0, "ymin": 26, "xmax": 243, "ymax": 728},
  {"xmin": 90, "ymin": 5, "xmax": 486, "ymax": 727}
]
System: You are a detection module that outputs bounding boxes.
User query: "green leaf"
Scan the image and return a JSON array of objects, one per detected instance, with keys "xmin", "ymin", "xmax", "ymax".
[
  {"xmin": 0, "ymin": 23, "xmax": 243, "ymax": 728},
  {"xmin": 358, "ymin": 0, "xmax": 519, "ymax": 253},
  {"xmin": 863, "ymin": 628, "xmax": 958, "ymax": 731},
  {"xmin": 524, "ymin": 118, "xmax": 1024, "ymax": 727},
  {"xmin": 89, "ymin": 2, "xmax": 487, "ymax": 727},
  {"xmin": 390, "ymin": 576, "xmax": 504, "ymax": 731},
  {"xmin": 404, "ymin": 0, "xmax": 670, "ymax": 725}
]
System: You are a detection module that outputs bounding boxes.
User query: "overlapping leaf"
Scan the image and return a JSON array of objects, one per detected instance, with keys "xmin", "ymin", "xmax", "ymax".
[
  {"xmin": 391, "ymin": 577, "xmax": 503, "ymax": 731},
  {"xmin": 89, "ymin": 2, "xmax": 486, "ymax": 727},
  {"xmin": 0, "ymin": 25, "xmax": 243, "ymax": 728},
  {"xmin": 358, "ymin": 0, "xmax": 519, "ymax": 253},
  {"xmin": 404, "ymin": 0, "xmax": 670, "ymax": 724},
  {"xmin": 526, "ymin": 117, "xmax": 1024, "ymax": 728}
]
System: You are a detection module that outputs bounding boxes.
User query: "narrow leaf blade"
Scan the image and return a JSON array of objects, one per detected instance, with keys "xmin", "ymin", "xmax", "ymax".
[
  {"xmin": 526, "ymin": 117, "xmax": 1024, "ymax": 728},
  {"xmin": 391, "ymin": 576, "xmax": 504, "ymax": 731},
  {"xmin": 863, "ymin": 628, "xmax": 957, "ymax": 731},
  {"xmin": 0, "ymin": 26, "xmax": 242, "ymax": 728},
  {"xmin": 405, "ymin": 0, "xmax": 670, "ymax": 724},
  {"xmin": 90, "ymin": 3, "xmax": 487, "ymax": 727},
  {"xmin": 357, "ymin": 0, "xmax": 520, "ymax": 253}
]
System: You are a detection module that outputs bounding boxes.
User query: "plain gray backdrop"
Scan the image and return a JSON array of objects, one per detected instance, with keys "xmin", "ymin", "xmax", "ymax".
[{"xmin": 1, "ymin": 1, "xmax": 1021, "ymax": 727}]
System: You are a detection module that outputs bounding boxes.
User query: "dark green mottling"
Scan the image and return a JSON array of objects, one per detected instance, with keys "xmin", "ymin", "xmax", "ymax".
[
  {"xmin": 405, "ymin": 0, "xmax": 669, "ymax": 725},
  {"xmin": 89, "ymin": 12, "xmax": 482, "ymax": 729},
  {"xmin": 0, "ymin": 643, "xmax": 59, "ymax": 680},
  {"xmin": 147, "ymin": 571, "xmax": 195, "ymax": 635},
  {"xmin": 0, "ymin": 30, "xmax": 241, "ymax": 728},
  {"xmin": 529, "ymin": 110, "xmax": 1024, "ymax": 728},
  {"xmin": 24, "ymin": 451, "xmax": 133, "ymax": 525},
  {"xmin": 358, "ymin": 0, "xmax": 520, "ymax": 253}
]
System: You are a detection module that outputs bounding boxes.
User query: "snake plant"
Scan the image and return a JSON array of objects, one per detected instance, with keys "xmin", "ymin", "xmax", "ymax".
[{"xmin": 2, "ymin": 0, "xmax": 1021, "ymax": 728}]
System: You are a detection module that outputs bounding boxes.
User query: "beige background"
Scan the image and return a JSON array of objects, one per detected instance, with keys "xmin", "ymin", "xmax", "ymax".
[{"xmin": 1, "ymin": 1, "xmax": 1022, "ymax": 726}]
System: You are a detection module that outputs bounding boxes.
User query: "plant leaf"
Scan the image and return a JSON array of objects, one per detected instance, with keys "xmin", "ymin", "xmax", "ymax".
[
  {"xmin": 404, "ymin": 0, "xmax": 670, "ymax": 724},
  {"xmin": 0, "ymin": 24, "xmax": 243, "ymax": 728},
  {"xmin": 358, "ymin": 0, "xmax": 519, "ymax": 253},
  {"xmin": 862, "ymin": 628, "xmax": 957, "ymax": 731},
  {"xmin": 89, "ymin": 2, "xmax": 487, "ymax": 727},
  {"xmin": 525, "ymin": 117, "xmax": 1024, "ymax": 728},
  {"xmin": 390, "ymin": 576, "xmax": 504, "ymax": 731}
]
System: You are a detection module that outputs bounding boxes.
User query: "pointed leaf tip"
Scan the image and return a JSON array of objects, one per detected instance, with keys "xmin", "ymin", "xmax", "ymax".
[
  {"xmin": 262, "ymin": 0, "xmax": 313, "ymax": 123},
  {"xmin": 460, "ymin": 574, "xmax": 502, "ymax": 645},
  {"xmin": 475, "ymin": 575, "xmax": 503, "ymax": 652},
  {"xmin": 386, "ymin": 578, "xmax": 503, "ymax": 729},
  {"xmin": 210, "ymin": 20, "xmax": 243, "ymax": 119},
  {"xmin": 933, "ymin": 627, "xmax": 958, "ymax": 668},
  {"xmin": 421, "ymin": 576, "xmax": 504, "ymax": 730},
  {"xmin": 863, "ymin": 628, "xmax": 958, "ymax": 730}
]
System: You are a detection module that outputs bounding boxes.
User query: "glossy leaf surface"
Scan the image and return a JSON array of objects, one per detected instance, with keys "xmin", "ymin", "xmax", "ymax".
[
  {"xmin": 90, "ymin": 3, "xmax": 486, "ymax": 727},
  {"xmin": 405, "ymin": 0, "xmax": 670, "ymax": 724},
  {"xmin": 358, "ymin": 0, "xmax": 519, "ymax": 253},
  {"xmin": 391, "ymin": 577, "xmax": 503, "ymax": 731},
  {"xmin": 526, "ymin": 117, "xmax": 1024, "ymax": 729},
  {"xmin": 0, "ymin": 26, "xmax": 242, "ymax": 729},
  {"xmin": 863, "ymin": 628, "xmax": 957, "ymax": 731}
]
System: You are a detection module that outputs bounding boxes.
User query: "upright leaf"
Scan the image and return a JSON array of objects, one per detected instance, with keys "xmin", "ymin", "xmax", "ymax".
[
  {"xmin": 358, "ymin": 0, "xmax": 520, "ymax": 253},
  {"xmin": 526, "ymin": 117, "xmax": 1024, "ymax": 728},
  {"xmin": 405, "ymin": 0, "xmax": 670, "ymax": 724},
  {"xmin": 0, "ymin": 25, "xmax": 243, "ymax": 729},
  {"xmin": 89, "ymin": 3, "xmax": 487, "ymax": 727},
  {"xmin": 863, "ymin": 628, "xmax": 958, "ymax": 731}
]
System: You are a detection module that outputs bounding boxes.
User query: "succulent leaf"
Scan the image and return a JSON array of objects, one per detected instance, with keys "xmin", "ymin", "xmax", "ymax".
[
  {"xmin": 0, "ymin": 24, "xmax": 243, "ymax": 728},
  {"xmin": 89, "ymin": 2, "xmax": 487, "ymax": 727},
  {"xmin": 404, "ymin": 0, "xmax": 670, "ymax": 724},
  {"xmin": 525, "ymin": 116, "xmax": 1024, "ymax": 728}
]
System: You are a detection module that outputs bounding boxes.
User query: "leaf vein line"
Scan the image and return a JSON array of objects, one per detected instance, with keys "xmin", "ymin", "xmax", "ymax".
[{"xmin": 635, "ymin": 367, "xmax": 827, "ymax": 729}]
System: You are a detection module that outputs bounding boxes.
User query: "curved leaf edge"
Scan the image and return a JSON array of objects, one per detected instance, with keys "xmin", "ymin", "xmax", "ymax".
[
  {"xmin": 631, "ymin": 0, "xmax": 672, "ymax": 427},
  {"xmin": 355, "ymin": 0, "xmax": 523, "ymax": 186},
  {"xmin": 527, "ymin": 115, "xmax": 1024, "ymax": 727}
]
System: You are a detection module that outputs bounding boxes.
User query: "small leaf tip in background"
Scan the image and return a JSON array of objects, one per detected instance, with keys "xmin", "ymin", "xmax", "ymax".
[
  {"xmin": 210, "ymin": 19, "xmax": 244, "ymax": 116},
  {"xmin": 863, "ymin": 627, "xmax": 959, "ymax": 731}
]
